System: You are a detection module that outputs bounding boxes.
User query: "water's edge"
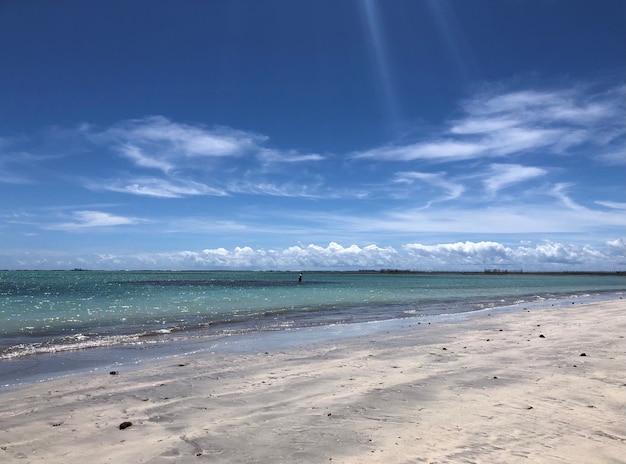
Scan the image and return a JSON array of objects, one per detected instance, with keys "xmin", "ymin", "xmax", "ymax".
[{"xmin": 1, "ymin": 291, "xmax": 622, "ymax": 389}]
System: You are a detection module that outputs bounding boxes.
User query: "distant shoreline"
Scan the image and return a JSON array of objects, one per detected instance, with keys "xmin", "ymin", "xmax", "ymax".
[{"xmin": 2, "ymin": 268, "xmax": 625, "ymax": 275}]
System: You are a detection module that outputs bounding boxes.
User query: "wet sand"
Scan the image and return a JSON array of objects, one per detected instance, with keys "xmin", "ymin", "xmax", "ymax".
[{"xmin": 0, "ymin": 299, "xmax": 624, "ymax": 463}]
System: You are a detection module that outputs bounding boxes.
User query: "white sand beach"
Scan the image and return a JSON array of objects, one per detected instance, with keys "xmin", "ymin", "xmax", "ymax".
[{"xmin": 1, "ymin": 299, "xmax": 624, "ymax": 463}]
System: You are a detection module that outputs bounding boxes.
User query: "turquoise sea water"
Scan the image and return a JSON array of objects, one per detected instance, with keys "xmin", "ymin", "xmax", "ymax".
[{"xmin": 1, "ymin": 270, "xmax": 624, "ymax": 385}]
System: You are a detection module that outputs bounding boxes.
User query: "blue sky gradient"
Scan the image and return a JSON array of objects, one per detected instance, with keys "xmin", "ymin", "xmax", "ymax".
[{"xmin": 1, "ymin": 0, "xmax": 624, "ymax": 270}]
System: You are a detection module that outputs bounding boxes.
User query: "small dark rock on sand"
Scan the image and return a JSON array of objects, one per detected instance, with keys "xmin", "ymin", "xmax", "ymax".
[
  {"xmin": 109, "ymin": 371, "xmax": 118, "ymax": 375},
  {"xmin": 539, "ymin": 334, "xmax": 545, "ymax": 338},
  {"xmin": 580, "ymin": 353, "xmax": 587, "ymax": 357},
  {"xmin": 119, "ymin": 421, "xmax": 133, "ymax": 430}
]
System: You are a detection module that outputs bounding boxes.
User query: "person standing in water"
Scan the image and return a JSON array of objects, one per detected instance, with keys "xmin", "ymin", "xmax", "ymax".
[{"xmin": 298, "ymin": 273, "xmax": 302, "ymax": 283}]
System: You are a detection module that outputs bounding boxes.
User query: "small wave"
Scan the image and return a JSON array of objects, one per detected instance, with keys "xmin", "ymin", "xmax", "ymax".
[{"xmin": 0, "ymin": 333, "xmax": 144, "ymax": 360}]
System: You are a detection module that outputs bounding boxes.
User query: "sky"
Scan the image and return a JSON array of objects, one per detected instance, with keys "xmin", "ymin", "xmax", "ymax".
[{"xmin": 0, "ymin": 0, "xmax": 624, "ymax": 271}]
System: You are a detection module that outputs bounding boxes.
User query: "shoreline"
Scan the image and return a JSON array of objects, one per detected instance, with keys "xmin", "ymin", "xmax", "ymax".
[
  {"xmin": 0, "ymin": 298, "xmax": 624, "ymax": 463},
  {"xmin": 1, "ymin": 292, "xmax": 623, "ymax": 388}
]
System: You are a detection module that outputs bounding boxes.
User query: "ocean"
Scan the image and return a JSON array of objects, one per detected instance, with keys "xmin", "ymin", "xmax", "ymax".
[{"xmin": 1, "ymin": 270, "xmax": 624, "ymax": 386}]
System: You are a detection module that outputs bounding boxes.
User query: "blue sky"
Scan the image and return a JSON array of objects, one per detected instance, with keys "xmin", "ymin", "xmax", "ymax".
[{"xmin": 1, "ymin": 0, "xmax": 624, "ymax": 270}]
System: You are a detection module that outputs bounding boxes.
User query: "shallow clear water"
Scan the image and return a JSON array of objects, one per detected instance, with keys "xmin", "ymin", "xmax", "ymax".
[{"xmin": 1, "ymin": 270, "xmax": 624, "ymax": 360}]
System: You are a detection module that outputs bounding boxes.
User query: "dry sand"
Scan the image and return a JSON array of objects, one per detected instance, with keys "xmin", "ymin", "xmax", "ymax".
[{"xmin": 0, "ymin": 299, "xmax": 624, "ymax": 463}]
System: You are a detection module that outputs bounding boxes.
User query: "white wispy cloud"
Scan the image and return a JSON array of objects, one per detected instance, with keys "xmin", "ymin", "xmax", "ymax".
[
  {"xmin": 303, "ymin": 197, "xmax": 626, "ymax": 236},
  {"xmin": 97, "ymin": 116, "xmax": 325, "ymax": 172},
  {"xmin": 97, "ymin": 177, "xmax": 227, "ymax": 198},
  {"xmin": 0, "ymin": 151, "xmax": 61, "ymax": 184},
  {"xmin": 81, "ymin": 116, "xmax": 269, "ymax": 193},
  {"xmin": 77, "ymin": 116, "xmax": 331, "ymax": 199},
  {"xmin": 104, "ymin": 115, "xmax": 265, "ymax": 161},
  {"xmin": 227, "ymin": 181, "xmax": 324, "ymax": 198},
  {"xmin": 548, "ymin": 183, "xmax": 587, "ymax": 212},
  {"xmin": 0, "ymin": 168, "xmax": 30, "ymax": 184},
  {"xmin": 393, "ymin": 171, "xmax": 465, "ymax": 202},
  {"xmin": 47, "ymin": 211, "xmax": 142, "ymax": 231},
  {"xmin": 257, "ymin": 148, "xmax": 326, "ymax": 163},
  {"xmin": 482, "ymin": 163, "xmax": 547, "ymax": 195},
  {"xmin": 595, "ymin": 201, "xmax": 626, "ymax": 210},
  {"xmin": 352, "ymin": 84, "xmax": 624, "ymax": 163},
  {"xmin": 118, "ymin": 144, "xmax": 175, "ymax": 173},
  {"xmin": 596, "ymin": 149, "xmax": 626, "ymax": 165},
  {"xmin": 1, "ymin": 82, "xmax": 623, "ymax": 273},
  {"xmin": 449, "ymin": 116, "xmax": 518, "ymax": 134},
  {"xmin": 353, "ymin": 140, "xmax": 483, "ymax": 162}
]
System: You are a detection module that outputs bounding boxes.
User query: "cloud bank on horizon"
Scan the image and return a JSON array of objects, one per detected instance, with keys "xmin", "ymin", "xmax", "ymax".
[
  {"xmin": 0, "ymin": 1, "xmax": 624, "ymax": 271},
  {"xmin": 3, "ymin": 240, "xmax": 624, "ymax": 272}
]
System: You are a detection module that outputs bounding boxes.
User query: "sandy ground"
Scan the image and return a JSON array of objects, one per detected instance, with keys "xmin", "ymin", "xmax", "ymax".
[{"xmin": 0, "ymin": 299, "xmax": 624, "ymax": 463}]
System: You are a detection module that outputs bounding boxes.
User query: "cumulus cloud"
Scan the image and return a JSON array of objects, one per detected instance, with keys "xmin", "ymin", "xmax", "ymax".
[
  {"xmin": 11, "ymin": 239, "xmax": 622, "ymax": 271},
  {"xmin": 404, "ymin": 241, "xmax": 511, "ymax": 267},
  {"xmin": 402, "ymin": 239, "xmax": 625, "ymax": 269},
  {"xmin": 606, "ymin": 237, "xmax": 626, "ymax": 252},
  {"xmin": 99, "ymin": 242, "xmax": 402, "ymax": 270}
]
